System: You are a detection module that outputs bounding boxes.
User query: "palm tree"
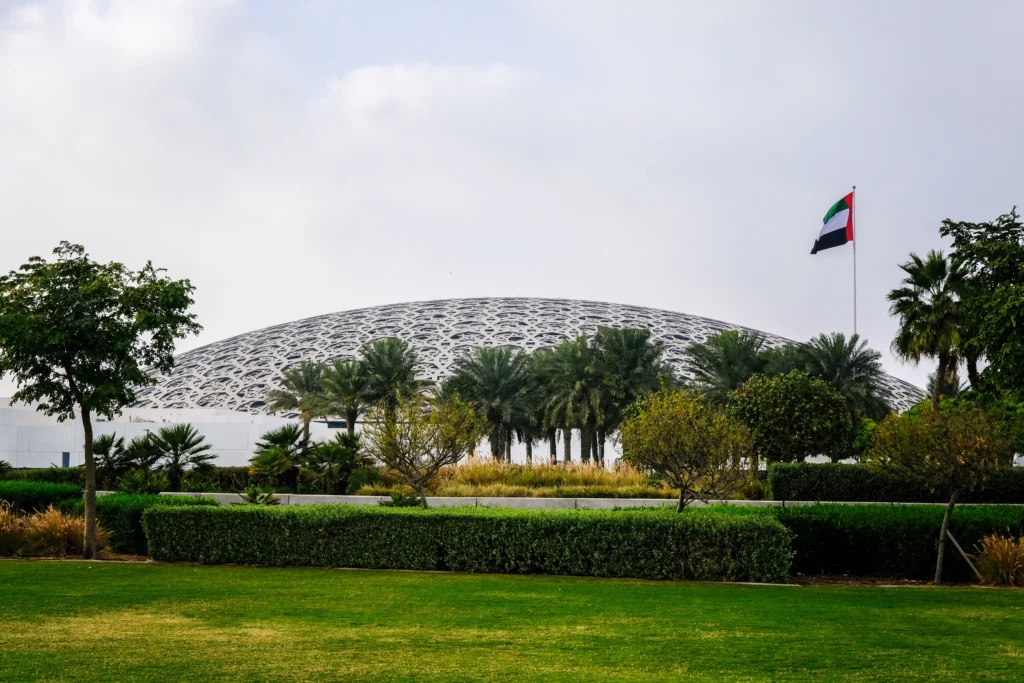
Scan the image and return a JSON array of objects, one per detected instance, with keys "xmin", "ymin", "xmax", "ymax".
[
  {"xmin": 359, "ymin": 338, "xmax": 421, "ymax": 414},
  {"xmin": 123, "ymin": 434, "xmax": 162, "ymax": 470},
  {"xmin": 447, "ymin": 346, "xmax": 533, "ymax": 461},
  {"xmin": 684, "ymin": 330, "xmax": 767, "ymax": 403},
  {"xmin": 265, "ymin": 360, "xmax": 326, "ymax": 442},
  {"xmin": 593, "ymin": 327, "xmax": 671, "ymax": 464},
  {"xmin": 530, "ymin": 349, "xmax": 560, "ymax": 464},
  {"xmin": 926, "ymin": 369, "xmax": 968, "ymax": 402},
  {"xmin": 302, "ymin": 433, "xmax": 367, "ymax": 494},
  {"xmin": 544, "ymin": 336, "xmax": 603, "ymax": 464},
  {"xmin": 761, "ymin": 344, "xmax": 808, "ymax": 377},
  {"xmin": 321, "ymin": 358, "xmax": 366, "ymax": 437},
  {"xmin": 255, "ymin": 424, "xmax": 307, "ymax": 460},
  {"xmin": 888, "ymin": 250, "xmax": 965, "ymax": 409},
  {"xmin": 93, "ymin": 433, "xmax": 128, "ymax": 489},
  {"xmin": 802, "ymin": 332, "xmax": 892, "ymax": 421},
  {"xmin": 150, "ymin": 424, "xmax": 216, "ymax": 492}
]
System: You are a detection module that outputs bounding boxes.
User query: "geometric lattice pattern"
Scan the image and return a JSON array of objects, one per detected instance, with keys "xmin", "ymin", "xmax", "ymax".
[{"xmin": 132, "ymin": 298, "xmax": 924, "ymax": 413}]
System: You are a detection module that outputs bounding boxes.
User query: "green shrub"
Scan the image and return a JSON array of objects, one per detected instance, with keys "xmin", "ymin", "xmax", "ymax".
[
  {"xmin": 143, "ymin": 504, "xmax": 792, "ymax": 582},
  {"xmin": 0, "ymin": 481, "xmax": 82, "ymax": 512},
  {"xmin": 0, "ymin": 467, "xmax": 85, "ymax": 485},
  {"xmin": 62, "ymin": 494, "xmax": 218, "ymax": 555},
  {"xmin": 766, "ymin": 463, "xmax": 1024, "ymax": 503},
  {"xmin": 758, "ymin": 504, "xmax": 1024, "ymax": 581}
]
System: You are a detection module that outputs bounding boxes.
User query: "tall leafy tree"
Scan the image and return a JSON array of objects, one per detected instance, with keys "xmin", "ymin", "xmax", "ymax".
[
  {"xmin": 940, "ymin": 208, "xmax": 1024, "ymax": 395},
  {"xmin": 887, "ymin": 250, "xmax": 965, "ymax": 409},
  {"xmin": 0, "ymin": 242, "xmax": 199, "ymax": 558},
  {"xmin": 866, "ymin": 405, "xmax": 1011, "ymax": 583},
  {"xmin": 265, "ymin": 360, "xmax": 325, "ymax": 442},
  {"xmin": 530, "ymin": 348, "xmax": 561, "ymax": 464},
  {"xmin": 801, "ymin": 332, "xmax": 892, "ymax": 421},
  {"xmin": 321, "ymin": 359, "xmax": 366, "ymax": 437},
  {"xmin": 359, "ymin": 337, "xmax": 421, "ymax": 413},
  {"xmin": 447, "ymin": 346, "xmax": 532, "ymax": 461},
  {"xmin": 729, "ymin": 371, "xmax": 851, "ymax": 467},
  {"xmin": 150, "ymin": 424, "xmax": 216, "ymax": 492},
  {"xmin": 684, "ymin": 330, "xmax": 767, "ymax": 403}
]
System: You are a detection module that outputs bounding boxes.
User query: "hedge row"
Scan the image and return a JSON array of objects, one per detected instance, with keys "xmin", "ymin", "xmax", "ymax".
[
  {"xmin": 766, "ymin": 463, "xmax": 1024, "ymax": 503},
  {"xmin": 0, "ymin": 467, "xmax": 85, "ymax": 485},
  {"xmin": 708, "ymin": 503, "xmax": 1024, "ymax": 582},
  {"xmin": 0, "ymin": 481, "xmax": 82, "ymax": 512},
  {"xmin": 142, "ymin": 505, "xmax": 793, "ymax": 582},
  {"xmin": 60, "ymin": 494, "xmax": 219, "ymax": 555}
]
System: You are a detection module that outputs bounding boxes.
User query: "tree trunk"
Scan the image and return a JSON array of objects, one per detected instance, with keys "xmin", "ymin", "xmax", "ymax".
[
  {"xmin": 934, "ymin": 488, "xmax": 960, "ymax": 584},
  {"xmin": 416, "ymin": 484, "xmax": 429, "ymax": 509},
  {"xmin": 562, "ymin": 428, "xmax": 571, "ymax": 464},
  {"xmin": 549, "ymin": 429, "xmax": 557, "ymax": 465},
  {"xmin": 932, "ymin": 352, "xmax": 948, "ymax": 410},
  {"xmin": 346, "ymin": 409, "xmax": 358, "ymax": 438},
  {"xmin": 301, "ymin": 413, "xmax": 311, "ymax": 443},
  {"xmin": 81, "ymin": 408, "xmax": 97, "ymax": 559},
  {"xmin": 579, "ymin": 427, "xmax": 590, "ymax": 464},
  {"xmin": 489, "ymin": 425, "xmax": 501, "ymax": 460},
  {"xmin": 504, "ymin": 430, "xmax": 512, "ymax": 463},
  {"xmin": 597, "ymin": 428, "xmax": 606, "ymax": 465},
  {"xmin": 676, "ymin": 488, "xmax": 687, "ymax": 513},
  {"xmin": 591, "ymin": 426, "xmax": 599, "ymax": 464},
  {"xmin": 525, "ymin": 440, "xmax": 533, "ymax": 465},
  {"xmin": 966, "ymin": 354, "xmax": 980, "ymax": 391}
]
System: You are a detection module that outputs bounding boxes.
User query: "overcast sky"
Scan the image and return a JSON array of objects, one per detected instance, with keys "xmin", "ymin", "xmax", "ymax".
[{"xmin": 2, "ymin": 0, "xmax": 1022, "ymax": 398}]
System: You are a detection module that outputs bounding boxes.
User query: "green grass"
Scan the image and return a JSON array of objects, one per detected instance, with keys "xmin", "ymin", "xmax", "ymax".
[{"xmin": 1, "ymin": 562, "xmax": 1023, "ymax": 682}]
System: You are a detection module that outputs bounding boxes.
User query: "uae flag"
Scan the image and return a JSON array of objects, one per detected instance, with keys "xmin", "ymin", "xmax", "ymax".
[{"xmin": 811, "ymin": 192, "xmax": 854, "ymax": 254}]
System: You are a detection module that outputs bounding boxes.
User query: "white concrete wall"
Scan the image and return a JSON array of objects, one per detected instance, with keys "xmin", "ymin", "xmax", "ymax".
[{"xmin": 0, "ymin": 404, "xmax": 340, "ymax": 468}]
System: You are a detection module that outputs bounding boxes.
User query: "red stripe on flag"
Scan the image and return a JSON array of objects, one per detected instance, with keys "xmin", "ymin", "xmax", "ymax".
[{"xmin": 844, "ymin": 191, "xmax": 854, "ymax": 241}]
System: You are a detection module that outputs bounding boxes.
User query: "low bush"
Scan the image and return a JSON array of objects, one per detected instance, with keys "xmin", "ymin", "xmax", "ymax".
[
  {"xmin": 143, "ymin": 504, "xmax": 793, "ymax": 582},
  {"xmin": 766, "ymin": 463, "xmax": 1024, "ymax": 503},
  {"xmin": 61, "ymin": 494, "xmax": 219, "ymax": 555},
  {"xmin": 0, "ymin": 481, "xmax": 82, "ymax": 512},
  {"xmin": 973, "ymin": 534, "xmax": 1024, "ymax": 586},
  {"xmin": 767, "ymin": 504, "xmax": 1024, "ymax": 581}
]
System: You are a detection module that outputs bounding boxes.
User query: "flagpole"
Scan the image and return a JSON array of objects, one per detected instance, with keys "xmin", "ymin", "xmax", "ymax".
[{"xmin": 852, "ymin": 185, "xmax": 857, "ymax": 337}]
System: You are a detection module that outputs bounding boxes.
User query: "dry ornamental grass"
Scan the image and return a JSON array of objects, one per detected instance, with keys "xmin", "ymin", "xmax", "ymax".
[
  {"xmin": 0, "ymin": 503, "xmax": 108, "ymax": 557},
  {"xmin": 974, "ymin": 534, "xmax": 1024, "ymax": 587}
]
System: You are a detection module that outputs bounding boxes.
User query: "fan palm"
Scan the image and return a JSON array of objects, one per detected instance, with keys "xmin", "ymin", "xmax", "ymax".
[
  {"xmin": 150, "ymin": 424, "xmax": 216, "ymax": 492},
  {"xmin": 802, "ymin": 332, "xmax": 892, "ymax": 421},
  {"xmin": 123, "ymin": 434, "xmax": 162, "ymax": 470},
  {"xmin": 301, "ymin": 433, "xmax": 367, "ymax": 494},
  {"xmin": 92, "ymin": 433, "xmax": 129, "ymax": 488},
  {"xmin": 359, "ymin": 338, "xmax": 421, "ymax": 414},
  {"xmin": 255, "ymin": 424, "xmax": 308, "ymax": 460},
  {"xmin": 887, "ymin": 250, "xmax": 965, "ymax": 409},
  {"xmin": 593, "ymin": 327, "xmax": 670, "ymax": 463},
  {"xmin": 544, "ymin": 336, "xmax": 603, "ymax": 464},
  {"xmin": 684, "ymin": 330, "xmax": 767, "ymax": 403},
  {"xmin": 321, "ymin": 358, "xmax": 366, "ymax": 437},
  {"xmin": 265, "ymin": 360, "xmax": 326, "ymax": 442},
  {"xmin": 448, "ymin": 346, "xmax": 533, "ymax": 461}
]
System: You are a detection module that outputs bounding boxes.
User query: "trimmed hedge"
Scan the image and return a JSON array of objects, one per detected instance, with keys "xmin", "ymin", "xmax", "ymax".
[
  {"xmin": 766, "ymin": 463, "xmax": 1024, "ymax": 503},
  {"xmin": 61, "ymin": 494, "xmax": 219, "ymax": 555},
  {"xmin": 775, "ymin": 504, "xmax": 1024, "ymax": 582},
  {"xmin": 0, "ymin": 467, "xmax": 85, "ymax": 485},
  {"xmin": 707, "ymin": 503, "xmax": 1024, "ymax": 582},
  {"xmin": 0, "ymin": 481, "xmax": 82, "ymax": 512},
  {"xmin": 142, "ymin": 505, "xmax": 793, "ymax": 582}
]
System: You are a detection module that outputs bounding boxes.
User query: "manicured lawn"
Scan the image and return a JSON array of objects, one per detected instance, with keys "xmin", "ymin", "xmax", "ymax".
[{"xmin": 1, "ymin": 562, "xmax": 1023, "ymax": 682}]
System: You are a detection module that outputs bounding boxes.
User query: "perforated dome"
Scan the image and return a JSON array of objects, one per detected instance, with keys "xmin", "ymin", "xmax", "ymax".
[{"xmin": 132, "ymin": 298, "xmax": 923, "ymax": 413}]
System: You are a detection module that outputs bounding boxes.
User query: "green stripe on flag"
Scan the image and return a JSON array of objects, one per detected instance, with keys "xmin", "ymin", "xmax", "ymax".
[{"xmin": 822, "ymin": 197, "xmax": 850, "ymax": 225}]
